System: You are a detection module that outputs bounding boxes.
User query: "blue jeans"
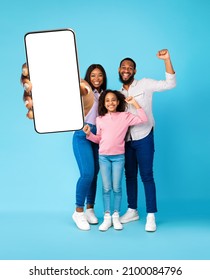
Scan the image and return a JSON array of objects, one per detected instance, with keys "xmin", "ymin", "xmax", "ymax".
[
  {"xmin": 124, "ymin": 128, "xmax": 157, "ymax": 213},
  {"xmin": 72, "ymin": 124, "xmax": 99, "ymax": 208},
  {"xmin": 99, "ymin": 154, "xmax": 125, "ymax": 213}
]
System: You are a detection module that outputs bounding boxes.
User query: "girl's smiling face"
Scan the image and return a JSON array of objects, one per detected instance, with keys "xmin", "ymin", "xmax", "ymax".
[{"xmin": 104, "ymin": 92, "xmax": 119, "ymax": 113}]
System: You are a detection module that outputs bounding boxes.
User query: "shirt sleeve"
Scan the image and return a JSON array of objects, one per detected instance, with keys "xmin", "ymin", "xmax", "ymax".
[
  {"xmin": 143, "ymin": 72, "xmax": 176, "ymax": 92},
  {"xmin": 126, "ymin": 108, "xmax": 148, "ymax": 126}
]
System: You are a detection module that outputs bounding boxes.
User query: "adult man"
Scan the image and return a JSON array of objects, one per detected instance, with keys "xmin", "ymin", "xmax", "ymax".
[{"xmin": 119, "ymin": 49, "xmax": 176, "ymax": 232}]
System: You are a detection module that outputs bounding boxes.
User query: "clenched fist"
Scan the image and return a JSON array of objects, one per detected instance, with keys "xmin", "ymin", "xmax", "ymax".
[{"xmin": 156, "ymin": 49, "xmax": 170, "ymax": 60}]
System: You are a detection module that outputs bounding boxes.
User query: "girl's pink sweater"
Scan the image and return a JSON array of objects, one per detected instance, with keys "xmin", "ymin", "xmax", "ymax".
[{"xmin": 86, "ymin": 108, "xmax": 147, "ymax": 155}]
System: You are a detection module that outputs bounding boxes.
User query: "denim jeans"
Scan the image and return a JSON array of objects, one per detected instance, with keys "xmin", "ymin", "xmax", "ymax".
[
  {"xmin": 124, "ymin": 128, "xmax": 157, "ymax": 213},
  {"xmin": 72, "ymin": 124, "xmax": 99, "ymax": 208},
  {"xmin": 99, "ymin": 154, "xmax": 125, "ymax": 213}
]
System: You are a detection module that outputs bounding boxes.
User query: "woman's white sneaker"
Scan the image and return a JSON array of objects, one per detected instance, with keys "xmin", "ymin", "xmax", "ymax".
[
  {"xmin": 85, "ymin": 208, "xmax": 98, "ymax": 224},
  {"xmin": 99, "ymin": 213, "xmax": 112, "ymax": 231},
  {"xmin": 112, "ymin": 212, "xmax": 123, "ymax": 230},
  {"xmin": 120, "ymin": 208, "xmax": 139, "ymax": 224},
  {"xmin": 72, "ymin": 211, "xmax": 90, "ymax": 231}
]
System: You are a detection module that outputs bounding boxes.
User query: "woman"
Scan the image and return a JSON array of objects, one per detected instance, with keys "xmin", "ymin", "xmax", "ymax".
[
  {"xmin": 72, "ymin": 64, "xmax": 107, "ymax": 231},
  {"xmin": 20, "ymin": 63, "xmax": 107, "ymax": 231}
]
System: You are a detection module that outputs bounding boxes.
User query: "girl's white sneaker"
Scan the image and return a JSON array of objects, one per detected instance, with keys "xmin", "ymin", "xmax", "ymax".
[
  {"xmin": 112, "ymin": 212, "xmax": 123, "ymax": 230},
  {"xmin": 99, "ymin": 213, "xmax": 112, "ymax": 231}
]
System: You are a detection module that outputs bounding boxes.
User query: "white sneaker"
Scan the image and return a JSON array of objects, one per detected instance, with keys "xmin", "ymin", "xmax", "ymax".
[
  {"xmin": 112, "ymin": 212, "xmax": 123, "ymax": 230},
  {"xmin": 120, "ymin": 208, "xmax": 139, "ymax": 224},
  {"xmin": 85, "ymin": 208, "xmax": 98, "ymax": 224},
  {"xmin": 72, "ymin": 211, "xmax": 90, "ymax": 231},
  {"xmin": 99, "ymin": 213, "xmax": 112, "ymax": 231},
  {"xmin": 145, "ymin": 213, "xmax": 156, "ymax": 232}
]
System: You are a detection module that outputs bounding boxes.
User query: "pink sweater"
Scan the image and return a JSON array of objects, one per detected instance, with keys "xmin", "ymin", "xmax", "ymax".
[{"xmin": 87, "ymin": 108, "xmax": 147, "ymax": 155}]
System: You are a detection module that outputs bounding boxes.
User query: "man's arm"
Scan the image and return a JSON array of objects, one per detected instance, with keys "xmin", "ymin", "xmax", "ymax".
[{"xmin": 156, "ymin": 49, "xmax": 175, "ymax": 74}]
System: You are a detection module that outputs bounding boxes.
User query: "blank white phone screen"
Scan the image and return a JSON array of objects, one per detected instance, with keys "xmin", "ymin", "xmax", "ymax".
[{"xmin": 24, "ymin": 29, "xmax": 84, "ymax": 133}]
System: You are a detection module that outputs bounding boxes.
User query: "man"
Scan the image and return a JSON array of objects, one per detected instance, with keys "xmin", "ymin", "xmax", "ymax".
[{"xmin": 119, "ymin": 49, "xmax": 176, "ymax": 232}]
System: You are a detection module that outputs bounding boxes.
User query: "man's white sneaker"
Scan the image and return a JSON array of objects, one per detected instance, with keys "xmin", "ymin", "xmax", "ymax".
[
  {"xmin": 120, "ymin": 208, "xmax": 139, "ymax": 224},
  {"xmin": 145, "ymin": 214, "xmax": 156, "ymax": 232},
  {"xmin": 85, "ymin": 208, "xmax": 98, "ymax": 224},
  {"xmin": 99, "ymin": 213, "xmax": 112, "ymax": 231},
  {"xmin": 72, "ymin": 211, "xmax": 90, "ymax": 231},
  {"xmin": 112, "ymin": 212, "xmax": 123, "ymax": 230}
]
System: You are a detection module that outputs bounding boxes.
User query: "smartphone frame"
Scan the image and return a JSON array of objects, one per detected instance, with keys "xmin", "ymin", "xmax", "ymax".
[{"xmin": 24, "ymin": 28, "xmax": 84, "ymax": 134}]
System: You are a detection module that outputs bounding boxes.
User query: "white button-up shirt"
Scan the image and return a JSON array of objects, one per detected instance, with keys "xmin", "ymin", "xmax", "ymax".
[{"xmin": 120, "ymin": 72, "xmax": 176, "ymax": 141}]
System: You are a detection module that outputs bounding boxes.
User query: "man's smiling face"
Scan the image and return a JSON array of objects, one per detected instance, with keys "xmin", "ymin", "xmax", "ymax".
[{"xmin": 119, "ymin": 60, "xmax": 136, "ymax": 85}]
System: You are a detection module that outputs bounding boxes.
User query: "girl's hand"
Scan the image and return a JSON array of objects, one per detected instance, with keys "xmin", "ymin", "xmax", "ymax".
[
  {"xmin": 125, "ymin": 96, "xmax": 141, "ymax": 109},
  {"xmin": 125, "ymin": 96, "xmax": 135, "ymax": 104},
  {"xmin": 83, "ymin": 124, "xmax": 91, "ymax": 135}
]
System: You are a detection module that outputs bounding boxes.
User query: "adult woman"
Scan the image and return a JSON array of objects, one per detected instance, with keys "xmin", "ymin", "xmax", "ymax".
[
  {"xmin": 21, "ymin": 63, "xmax": 107, "ymax": 231},
  {"xmin": 72, "ymin": 64, "xmax": 107, "ymax": 231}
]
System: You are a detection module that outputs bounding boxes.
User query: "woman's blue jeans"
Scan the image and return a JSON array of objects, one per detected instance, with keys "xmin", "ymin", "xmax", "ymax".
[
  {"xmin": 124, "ymin": 128, "xmax": 157, "ymax": 213},
  {"xmin": 99, "ymin": 154, "xmax": 125, "ymax": 213},
  {"xmin": 72, "ymin": 124, "xmax": 99, "ymax": 208}
]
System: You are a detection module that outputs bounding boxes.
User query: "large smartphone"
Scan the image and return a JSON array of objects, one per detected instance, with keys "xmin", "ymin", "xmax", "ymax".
[{"xmin": 24, "ymin": 28, "xmax": 84, "ymax": 133}]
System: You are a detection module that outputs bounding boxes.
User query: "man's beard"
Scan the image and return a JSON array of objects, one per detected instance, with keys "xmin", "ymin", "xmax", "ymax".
[{"xmin": 119, "ymin": 73, "xmax": 135, "ymax": 85}]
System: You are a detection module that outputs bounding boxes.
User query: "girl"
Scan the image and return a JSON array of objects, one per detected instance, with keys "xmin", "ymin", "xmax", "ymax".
[{"xmin": 83, "ymin": 90, "xmax": 147, "ymax": 231}]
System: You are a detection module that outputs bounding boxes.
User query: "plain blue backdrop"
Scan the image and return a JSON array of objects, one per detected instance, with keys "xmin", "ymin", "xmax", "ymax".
[{"xmin": 0, "ymin": 0, "xmax": 210, "ymax": 260}]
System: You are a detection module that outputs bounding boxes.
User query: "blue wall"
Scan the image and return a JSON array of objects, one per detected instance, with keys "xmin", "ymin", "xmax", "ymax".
[{"xmin": 1, "ymin": 0, "xmax": 210, "ymax": 217}]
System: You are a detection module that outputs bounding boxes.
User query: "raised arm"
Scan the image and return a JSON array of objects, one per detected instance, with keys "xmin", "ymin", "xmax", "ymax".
[
  {"xmin": 125, "ymin": 96, "xmax": 148, "ymax": 123},
  {"xmin": 156, "ymin": 49, "xmax": 175, "ymax": 74}
]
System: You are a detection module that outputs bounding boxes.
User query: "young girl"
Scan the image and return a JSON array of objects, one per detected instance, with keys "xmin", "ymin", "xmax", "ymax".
[{"xmin": 83, "ymin": 90, "xmax": 147, "ymax": 231}]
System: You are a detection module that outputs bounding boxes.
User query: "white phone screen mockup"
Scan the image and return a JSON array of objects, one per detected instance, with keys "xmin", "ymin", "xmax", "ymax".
[{"xmin": 24, "ymin": 29, "xmax": 84, "ymax": 133}]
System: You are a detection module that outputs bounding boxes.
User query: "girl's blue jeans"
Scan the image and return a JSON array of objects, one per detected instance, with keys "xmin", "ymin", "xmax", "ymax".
[
  {"xmin": 72, "ymin": 124, "xmax": 99, "ymax": 208},
  {"xmin": 99, "ymin": 154, "xmax": 125, "ymax": 213},
  {"xmin": 124, "ymin": 128, "xmax": 157, "ymax": 213}
]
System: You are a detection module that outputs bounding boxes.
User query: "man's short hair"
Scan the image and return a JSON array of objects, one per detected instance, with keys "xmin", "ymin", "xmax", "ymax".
[{"xmin": 119, "ymin": 57, "xmax": 136, "ymax": 69}]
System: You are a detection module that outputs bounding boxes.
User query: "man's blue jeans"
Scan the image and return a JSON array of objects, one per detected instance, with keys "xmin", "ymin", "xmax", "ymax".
[
  {"xmin": 99, "ymin": 154, "xmax": 125, "ymax": 213},
  {"xmin": 72, "ymin": 124, "xmax": 99, "ymax": 208},
  {"xmin": 124, "ymin": 128, "xmax": 157, "ymax": 213}
]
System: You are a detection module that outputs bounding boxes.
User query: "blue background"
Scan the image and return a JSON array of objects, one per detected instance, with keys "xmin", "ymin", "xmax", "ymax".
[{"xmin": 0, "ymin": 0, "xmax": 210, "ymax": 260}]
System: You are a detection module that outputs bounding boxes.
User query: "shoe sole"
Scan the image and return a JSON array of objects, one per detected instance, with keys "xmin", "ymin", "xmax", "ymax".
[
  {"xmin": 120, "ymin": 216, "xmax": 140, "ymax": 224},
  {"xmin": 99, "ymin": 228, "xmax": 109, "ymax": 231},
  {"xmin": 113, "ymin": 227, "xmax": 123, "ymax": 230},
  {"xmin": 88, "ymin": 221, "xmax": 99, "ymax": 225},
  {"xmin": 145, "ymin": 227, "xmax": 156, "ymax": 232},
  {"xmin": 86, "ymin": 218, "xmax": 99, "ymax": 225}
]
